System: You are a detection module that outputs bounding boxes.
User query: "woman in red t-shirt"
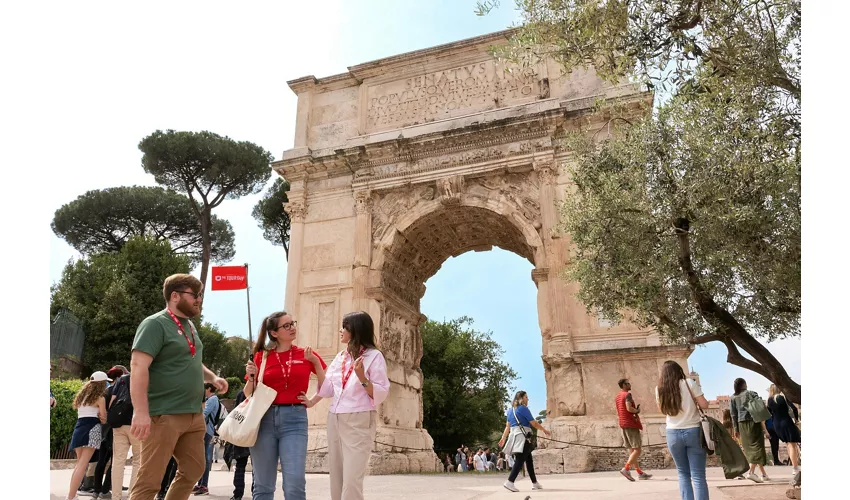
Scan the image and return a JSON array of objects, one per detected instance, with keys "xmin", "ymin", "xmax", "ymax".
[{"xmin": 244, "ymin": 311, "xmax": 326, "ymax": 500}]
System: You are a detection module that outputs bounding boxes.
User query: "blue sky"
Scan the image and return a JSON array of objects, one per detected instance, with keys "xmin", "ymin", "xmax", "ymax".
[{"xmin": 44, "ymin": 1, "xmax": 800, "ymax": 419}]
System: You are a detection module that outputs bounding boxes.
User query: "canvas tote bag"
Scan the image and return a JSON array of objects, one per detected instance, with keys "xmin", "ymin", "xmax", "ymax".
[
  {"xmin": 685, "ymin": 380, "xmax": 715, "ymax": 454},
  {"xmin": 218, "ymin": 351, "xmax": 277, "ymax": 447}
]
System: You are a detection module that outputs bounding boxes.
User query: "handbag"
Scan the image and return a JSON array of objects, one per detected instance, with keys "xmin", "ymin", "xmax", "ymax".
[
  {"xmin": 217, "ymin": 351, "xmax": 278, "ymax": 447},
  {"xmin": 685, "ymin": 380, "xmax": 715, "ymax": 455},
  {"xmin": 512, "ymin": 407, "xmax": 537, "ymax": 452},
  {"xmin": 745, "ymin": 391, "xmax": 772, "ymax": 423}
]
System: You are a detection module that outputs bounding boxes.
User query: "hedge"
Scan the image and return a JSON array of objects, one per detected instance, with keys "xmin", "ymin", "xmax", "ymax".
[
  {"xmin": 224, "ymin": 376, "xmax": 244, "ymax": 399},
  {"xmin": 50, "ymin": 379, "xmax": 84, "ymax": 455}
]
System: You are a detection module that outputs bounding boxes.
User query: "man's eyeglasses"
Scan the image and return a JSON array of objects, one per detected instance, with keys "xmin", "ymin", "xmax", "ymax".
[
  {"xmin": 275, "ymin": 321, "xmax": 297, "ymax": 331},
  {"xmin": 176, "ymin": 290, "xmax": 203, "ymax": 300}
]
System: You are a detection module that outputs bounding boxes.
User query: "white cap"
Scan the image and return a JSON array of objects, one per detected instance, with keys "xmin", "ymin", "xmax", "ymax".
[{"xmin": 90, "ymin": 371, "xmax": 112, "ymax": 382}]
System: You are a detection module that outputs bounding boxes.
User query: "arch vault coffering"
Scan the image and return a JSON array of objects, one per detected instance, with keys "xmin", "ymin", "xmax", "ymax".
[{"xmin": 274, "ymin": 30, "xmax": 692, "ymax": 474}]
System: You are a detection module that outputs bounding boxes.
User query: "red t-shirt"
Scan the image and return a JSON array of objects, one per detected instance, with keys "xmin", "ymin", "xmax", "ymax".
[{"xmin": 245, "ymin": 347, "xmax": 326, "ymax": 405}]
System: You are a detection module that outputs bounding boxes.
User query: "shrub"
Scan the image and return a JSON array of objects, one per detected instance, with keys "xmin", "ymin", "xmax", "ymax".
[
  {"xmin": 50, "ymin": 379, "xmax": 84, "ymax": 455},
  {"xmin": 224, "ymin": 376, "xmax": 243, "ymax": 399}
]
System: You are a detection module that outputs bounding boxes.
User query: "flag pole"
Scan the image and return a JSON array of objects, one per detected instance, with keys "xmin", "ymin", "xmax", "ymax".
[{"xmin": 245, "ymin": 263, "xmax": 253, "ymax": 349}]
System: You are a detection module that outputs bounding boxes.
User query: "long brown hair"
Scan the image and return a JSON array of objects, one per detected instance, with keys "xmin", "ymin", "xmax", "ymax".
[
  {"xmin": 657, "ymin": 360, "xmax": 686, "ymax": 416},
  {"xmin": 342, "ymin": 311, "xmax": 377, "ymax": 359},
  {"xmin": 253, "ymin": 311, "xmax": 289, "ymax": 355},
  {"xmin": 73, "ymin": 380, "xmax": 107, "ymax": 409},
  {"xmin": 722, "ymin": 409, "xmax": 734, "ymax": 431},
  {"xmin": 511, "ymin": 390, "xmax": 527, "ymax": 408}
]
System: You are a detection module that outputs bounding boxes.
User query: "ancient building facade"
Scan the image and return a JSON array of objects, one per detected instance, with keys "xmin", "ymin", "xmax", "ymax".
[{"xmin": 274, "ymin": 30, "xmax": 692, "ymax": 473}]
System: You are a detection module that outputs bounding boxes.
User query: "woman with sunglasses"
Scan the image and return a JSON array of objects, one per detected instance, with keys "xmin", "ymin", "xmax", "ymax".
[
  {"xmin": 244, "ymin": 311, "xmax": 326, "ymax": 500},
  {"xmin": 299, "ymin": 311, "xmax": 390, "ymax": 500}
]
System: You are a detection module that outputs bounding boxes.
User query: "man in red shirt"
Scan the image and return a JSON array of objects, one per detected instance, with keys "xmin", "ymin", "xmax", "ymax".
[{"xmin": 615, "ymin": 378, "xmax": 652, "ymax": 481}]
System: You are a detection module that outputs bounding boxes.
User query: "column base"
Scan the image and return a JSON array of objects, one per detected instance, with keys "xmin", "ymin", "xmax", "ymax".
[
  {"xmin": 532, "ymin": 416, "xmax": 674, "ymax": 473},
  {"xmin": 305, "ymin": 425, "xmax": 440, "ymax": 474}
]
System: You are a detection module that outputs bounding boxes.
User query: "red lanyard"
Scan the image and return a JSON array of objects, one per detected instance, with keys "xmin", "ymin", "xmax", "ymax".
[
  {"xmin": 273, "ymin": 347, "xmax": 294, "ymax": 390},
  {"xmin": 166, "ymin": 308, "xmax": 196, "ymax": 358},
  {"xmin": 341, "ymin": 347, "xmax": 366, "ymax": 388}
]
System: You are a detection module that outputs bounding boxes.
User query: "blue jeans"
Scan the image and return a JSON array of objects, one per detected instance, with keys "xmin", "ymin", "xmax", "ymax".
[
  {"xmin": 250, "ymin": 405, "xmax": 309, "ymax": 500},
  {"xmin": 666, "ymin": 427, "xmax": 709, "ymax": 500},
  {"xmin": 198, "ymin": 432, "xmax": 213, "ymax": 487}
]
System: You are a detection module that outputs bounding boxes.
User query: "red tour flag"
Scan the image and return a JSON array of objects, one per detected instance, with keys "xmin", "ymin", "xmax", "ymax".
[{"xmin": 211, "ymin": 266, "xmax": 248, "ymax": 291}]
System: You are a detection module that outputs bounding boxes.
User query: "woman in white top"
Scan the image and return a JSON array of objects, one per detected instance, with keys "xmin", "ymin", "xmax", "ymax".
[
  {"xmin": 65, "ymin": 371, "xmax": 109, "ymax": 500},
  {"xmin": 655, "ymin": 361, "xmax": 709, "ymax": 500}
]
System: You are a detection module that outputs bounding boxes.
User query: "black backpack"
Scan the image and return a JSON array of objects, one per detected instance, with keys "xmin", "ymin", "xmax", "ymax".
[{"xmin": 107, "ymin": 374, "xmax": 133, "ymax": 427}]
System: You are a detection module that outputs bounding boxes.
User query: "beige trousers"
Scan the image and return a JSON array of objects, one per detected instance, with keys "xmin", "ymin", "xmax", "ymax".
[
  {"xmin": 327, "ymin": 411, "xmax": 377, "ymax": 500},
  {"xmin": 129, "ymin": 413, "xmax": 206, "ymax": 500},
  {"xmin": 112, "ymin": 425, "xmax": 141, "ymax": 498}
]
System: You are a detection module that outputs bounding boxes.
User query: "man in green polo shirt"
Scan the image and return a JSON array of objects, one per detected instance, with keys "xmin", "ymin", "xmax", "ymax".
[{"xmin": 128, "ymin": 274, "xmax": 229, "ymax": 500}]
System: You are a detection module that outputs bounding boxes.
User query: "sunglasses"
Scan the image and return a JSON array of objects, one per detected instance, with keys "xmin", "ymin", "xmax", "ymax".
[
  {"xmin": 275, "ymin": 321, "xmax": 297, "ymax": 331},
  {"xmin": 176, "ymin": 290, "xmax": 203, "ymax": 300}
]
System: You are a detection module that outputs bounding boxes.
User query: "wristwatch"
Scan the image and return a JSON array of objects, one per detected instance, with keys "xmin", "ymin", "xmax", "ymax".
[{"xmin": 360, "ymin": 380, "xmax": 369, "ymax": 387}]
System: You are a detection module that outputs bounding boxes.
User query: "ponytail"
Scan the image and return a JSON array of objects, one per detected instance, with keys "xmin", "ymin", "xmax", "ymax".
[{"xmin": 253, "ymin": 311, "xmax": 289, "ymax": 354}]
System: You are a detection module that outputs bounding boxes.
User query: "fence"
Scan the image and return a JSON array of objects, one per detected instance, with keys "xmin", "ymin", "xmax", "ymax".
[{"xmin": 50, "ymin": 309, "xmax": 85, "ymax": 361}]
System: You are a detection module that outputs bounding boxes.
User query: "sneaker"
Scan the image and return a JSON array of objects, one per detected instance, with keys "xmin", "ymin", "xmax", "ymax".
[
  {"xmin": 503, "ymin": 481, "xmax": 519, "ymax": 492},
  {"xmin": 100, "ymin": 493, "xmax": 112, "ymax": 499},
  {"xmin": 532, "ymin": 482, "xmax": 543, "ymax": 490},
  {"xmin": 638, "ymin": 472, "xmax": 653, "ymax": 480},
  {"xmin": 745, "ymin": 472, "xmax": 764, "ymax": 483},
  {"xmin": 762, "ymin": 474, "xmax": 771, "ymax": 481},
  {"xmin": 192, "ymin": 485, "xmax": 201, "ymax": 493},
  {"xmin": 194, "ymin": 486, "xmax": 209, "ymax": 496},
  {"xmin": 77, "ymin": 492, "xmax": 96, "ymax": 498},
  {"xmin": 620, "ymin": 468, "xmax": 636, "ymax": 481}
]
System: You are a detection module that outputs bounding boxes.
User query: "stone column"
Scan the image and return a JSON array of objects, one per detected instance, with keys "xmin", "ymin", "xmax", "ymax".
[
  {"xmin": 283, "ymin": 194, "xmax": 307, "ymax": 314},
  {"xmin": 352, "ymin": 190, "xmax": 372, "ymax": 312},
  {"xmin": 534, "ymin": 158, "xmax": 573, "ymax": 350}
]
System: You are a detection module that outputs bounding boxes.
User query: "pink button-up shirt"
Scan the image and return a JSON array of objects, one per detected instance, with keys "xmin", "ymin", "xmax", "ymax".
[{"xmin": 317, "ymin": 348, "xmax": 390, "ymax": 414}]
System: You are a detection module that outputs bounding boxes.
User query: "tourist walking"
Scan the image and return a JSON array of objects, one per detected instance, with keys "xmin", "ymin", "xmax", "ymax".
[
  {"xmin": 498, "ymin": 390, "xmax": 551, "ymax": 493},
  {"xmin": 455, "ymin": 447, "xmax": 467, "ymax": 472},
  {"xmin": 128, "ymin": 274, "xmax": 229, "ymax": 500},
  {"xmin": 766, "ymin": 414, "xmax": 782, "ymax": 466},
  {"xmin": 192, "ymin": 383, "xmax": 220, "ymax": 495},
  {"xmin": 107, "ymin": 367, "xmax": 140, "ymax": 500},
  {"xmin": 655, "ymin": 360, "xmax": 709, "ymax": 500},
  {"xmin": 730, "ymin": 378, "xmax": 769, "ymax": 483},
  {"xmin": 226, "ymin": 389, "xmax": 253, "ymax": 500},
  {"xmin": 299, "ymin": 311, "xmax": 390, "ymax": 500},
  {"xmin": 767, "ymin": 384, "xmax": 801, "ymax": 473},
  {"xmin": 243, "ymin": 311, "xmax": 327, "ymax": 500},
  {"xmin": 615, "ymin": 378, "xmax": 652, "ymax": 481},
  {"xmin": 65, "ymin": 371, "xmax": 110, "ymax": 500}
]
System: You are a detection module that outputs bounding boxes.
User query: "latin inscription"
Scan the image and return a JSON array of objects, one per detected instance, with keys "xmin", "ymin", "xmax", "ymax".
[{"xmin": 366, "ymin": 60, "xmax": 538, "ymax": 131}]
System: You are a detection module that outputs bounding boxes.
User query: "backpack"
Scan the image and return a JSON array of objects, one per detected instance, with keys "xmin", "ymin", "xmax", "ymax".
[
  {"xmin": 745, "ymin": 391, "xmax": 771, "ymax": 423},
  {"xmin": 106, "ymin": 374, "xmax": 133, "ymax": 427},
  {"xmin": 207, "ymin": 397, "xmax": 228, "ymax": 436}
]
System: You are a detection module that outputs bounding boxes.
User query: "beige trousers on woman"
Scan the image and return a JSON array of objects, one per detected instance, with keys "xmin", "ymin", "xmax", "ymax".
[{"xmin": 327, "ymin": 410, "xmax": 377, "ymax": 500}]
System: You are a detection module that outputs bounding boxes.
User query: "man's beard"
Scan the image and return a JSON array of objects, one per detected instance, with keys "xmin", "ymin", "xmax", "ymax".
[{"xmin": 176, "ymin": 296, "xmax": 199, "ymax": 318}]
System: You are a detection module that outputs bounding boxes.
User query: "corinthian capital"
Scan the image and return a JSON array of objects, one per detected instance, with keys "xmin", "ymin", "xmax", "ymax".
[
  {"xmin": 354, "ymin": 190, "xmax": 373, "ymax": 215},
  {"xmin": 533, "ymin": 158, "xmax": 556, "ymax": 185},
  {"xmin": 284, "ymin": 200, "xmax": 307, "ymax": 222}
]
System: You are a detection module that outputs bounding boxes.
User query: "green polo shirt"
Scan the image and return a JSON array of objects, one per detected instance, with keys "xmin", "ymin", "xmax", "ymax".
[{"xmin": 132, "ymin": 309, "xmax": 205, "ymax": 416}]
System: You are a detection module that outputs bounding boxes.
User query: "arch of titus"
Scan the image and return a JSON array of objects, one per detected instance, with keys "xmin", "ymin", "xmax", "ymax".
[{"xmin": 275, "ymin": 30, "xmax": 693, "ymax": 473}]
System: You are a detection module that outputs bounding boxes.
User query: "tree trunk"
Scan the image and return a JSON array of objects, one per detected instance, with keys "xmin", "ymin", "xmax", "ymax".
[
  {"xmin": 199, "ymin": 209, "xmax": 212, "ymax": 293},
  {"xmin": 675, "ymin": 219, "xmax": 801, "ymax": 405}
]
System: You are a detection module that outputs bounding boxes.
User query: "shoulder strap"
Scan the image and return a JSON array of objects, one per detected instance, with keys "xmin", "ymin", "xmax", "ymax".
[
  {"xmin": 683, "ymin": 379, "xmax": 706, "ymax": 418},
  {"xmin": 257, "ymin": 351, "xmax": 270, "ymax": 385}
]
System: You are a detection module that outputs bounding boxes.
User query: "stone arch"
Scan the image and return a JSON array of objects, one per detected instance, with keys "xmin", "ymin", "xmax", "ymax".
[{"xmin": 372, "ymin": 192, "xmax": 547, "ymax": 315}]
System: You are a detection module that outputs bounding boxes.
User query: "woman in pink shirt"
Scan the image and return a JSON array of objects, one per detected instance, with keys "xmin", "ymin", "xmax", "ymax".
[{"xmin": 300, "ymin": 311, "xmax": 390, "ymax": 500}]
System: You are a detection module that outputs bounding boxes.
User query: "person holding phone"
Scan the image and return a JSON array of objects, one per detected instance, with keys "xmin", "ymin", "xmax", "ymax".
[{"xmin": 616, "ymin": 378, "xmax": 652, "ymax": 481}]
